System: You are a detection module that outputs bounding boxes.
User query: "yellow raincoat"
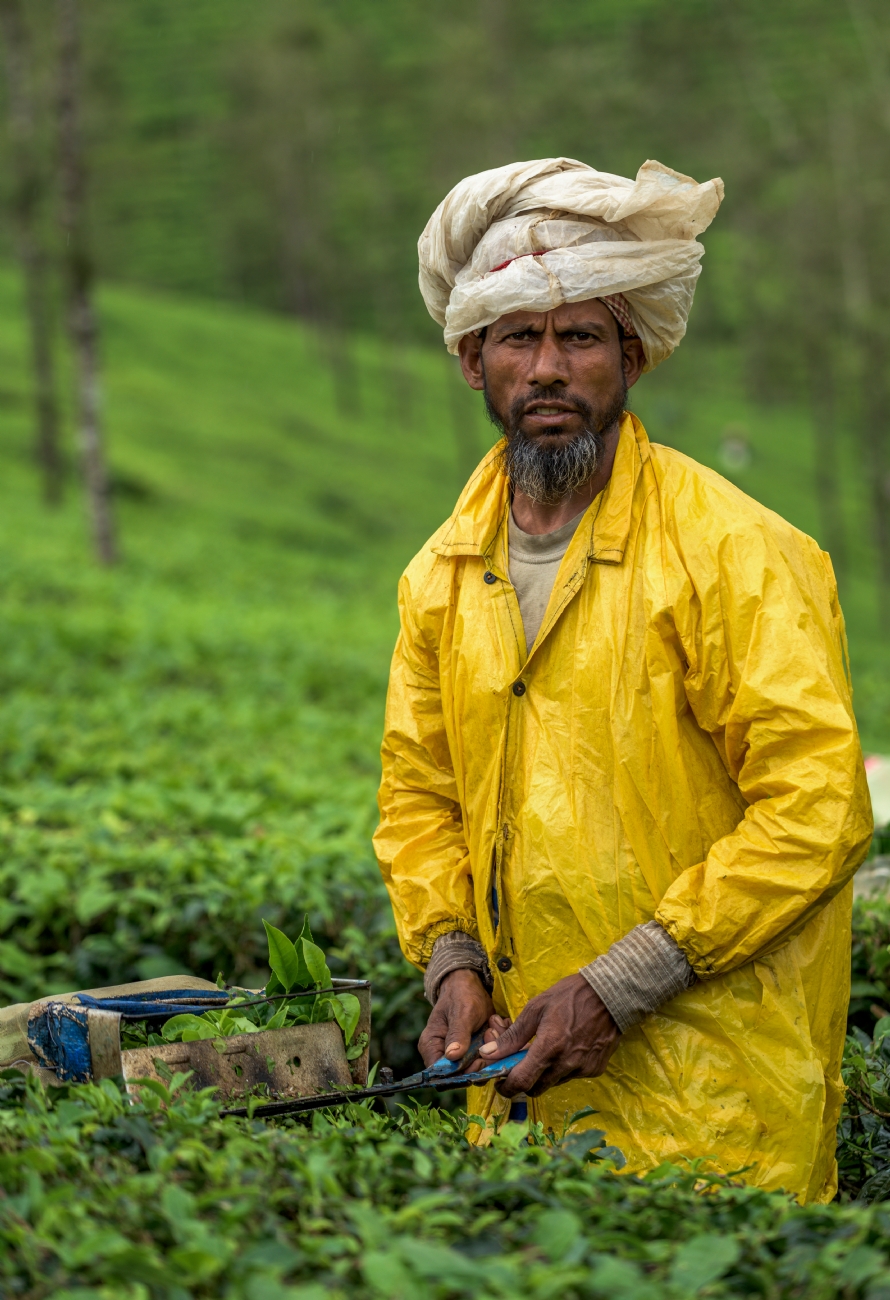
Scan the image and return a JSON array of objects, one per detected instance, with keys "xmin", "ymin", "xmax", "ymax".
[{"xmin": 374, "ymin": 414, "xmax": 872, "ymax": 1202}]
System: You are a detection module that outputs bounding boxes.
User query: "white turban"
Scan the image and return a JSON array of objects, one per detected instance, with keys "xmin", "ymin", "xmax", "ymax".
[{"xmin": 418, "ymin": 157, "xmax": 724, "ymax": 371}]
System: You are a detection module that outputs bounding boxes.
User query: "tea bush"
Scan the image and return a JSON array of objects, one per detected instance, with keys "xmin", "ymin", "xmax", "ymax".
[
  {"xmin": 851, "ymin": 897, "xmax": 890, "ymax": 1029},
  {"xmin": 7, "ymin": 1068, "xmax": 890, "ymax": 1300}
]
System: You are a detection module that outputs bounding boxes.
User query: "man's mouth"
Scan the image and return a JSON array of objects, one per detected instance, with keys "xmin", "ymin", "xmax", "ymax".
[{"xmin": 525, "ymin": 404, "xmax": 578, "ymax": 417}]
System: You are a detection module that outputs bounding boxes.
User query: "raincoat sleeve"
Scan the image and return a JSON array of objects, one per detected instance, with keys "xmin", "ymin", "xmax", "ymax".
[
  {"xmin": 655, "ymin": 517, "xmax": 873, "ymax": 977},
  {"xmin": 374, "ymin": 570, "xmax": 478, "ymax": 970}
]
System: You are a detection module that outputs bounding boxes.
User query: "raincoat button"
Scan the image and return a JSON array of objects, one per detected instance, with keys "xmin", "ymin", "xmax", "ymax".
[
  {"xmin": 512, "ymin": 681, "xmax": 526, "ymax": 696},
  {"xmin": 497, "ymin": 957, "xmax": 512, "ymax": 972},
  {"xmin": 484, "ymin": 571, "xmax": 497, "ymax": 584}
]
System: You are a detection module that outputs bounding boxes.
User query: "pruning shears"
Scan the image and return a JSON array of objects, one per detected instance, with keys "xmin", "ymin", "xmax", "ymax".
[{"xmin": 222, "ymin": 1030, "xmax": 529, "ymax": 1119}]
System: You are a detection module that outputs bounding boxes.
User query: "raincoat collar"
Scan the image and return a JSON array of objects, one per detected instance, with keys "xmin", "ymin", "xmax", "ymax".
[{"xmin": 431, "ymin": 412, "xmax": 650, "ymax": 565}]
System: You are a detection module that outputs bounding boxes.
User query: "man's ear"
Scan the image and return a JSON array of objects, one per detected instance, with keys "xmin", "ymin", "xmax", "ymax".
[
  {"xmin": 622, "ymin": 336, "xmax": 646, "ymax": 390},
  {"xmin": 458, "ymin": 332, "xmax": 485, "ymax": 391}
]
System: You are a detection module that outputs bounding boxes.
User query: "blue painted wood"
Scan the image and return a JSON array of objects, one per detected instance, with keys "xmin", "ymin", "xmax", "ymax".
[
  {"xmin": 77, "ymin": 989, "xmax": 230, "ymax": 1005},
  {"xmin": 74, "ymin": 994, "xmax": 224, "ymax": 1019},
  {"xmin": 27, "ymin": 1004, "xmax": 93, "ymax": 1082}
]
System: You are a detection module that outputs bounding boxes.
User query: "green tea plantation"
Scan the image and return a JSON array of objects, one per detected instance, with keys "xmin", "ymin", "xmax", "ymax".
[{"xmin": 2, "ymin": 265, "xmax": 890, "ymax": 1296}]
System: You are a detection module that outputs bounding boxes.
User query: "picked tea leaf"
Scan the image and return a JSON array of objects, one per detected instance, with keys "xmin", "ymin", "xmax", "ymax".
[
  {"xmin": 264, "ymin": 919, "xmax": 312, "ymax": 992},
  {"xmin": 162, "ymin": 1014, "xmax": 219, "ymax": 1043},
  {"xmin": 330, "ymin": 992, "xmax": 361, "ymax": 1045},
  {"xmin": 301, "ymin": 937, "xmax": 332, "ymax": 990}
]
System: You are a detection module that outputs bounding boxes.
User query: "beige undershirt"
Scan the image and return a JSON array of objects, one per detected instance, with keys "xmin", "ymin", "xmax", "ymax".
[{"xmin": 507, "ymin": 507, "xmax": 587, "ymax": 650}]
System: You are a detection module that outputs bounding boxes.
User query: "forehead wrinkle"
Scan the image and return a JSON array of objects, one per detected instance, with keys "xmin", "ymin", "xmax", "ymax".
[
  {"xmin": 490, "ymin": 316, "xmax": 610, "ymax": 335},
  {"xmin": 554, "ymin": 320, "xmax": 611, "ymax": 334}
]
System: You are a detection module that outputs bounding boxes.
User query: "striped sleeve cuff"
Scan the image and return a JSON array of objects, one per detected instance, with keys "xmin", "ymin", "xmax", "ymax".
[
  {"xmin": 423, "ymin": 931, "xmax": 494, "ymax": 1005},
  {"xmin": 580, "ymin": 920, "xmax": 697, "ymax": 1033}
]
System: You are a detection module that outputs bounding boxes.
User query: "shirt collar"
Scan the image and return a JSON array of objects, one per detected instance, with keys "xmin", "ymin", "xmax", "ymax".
[{"xmin": 431, "ymin": 411, "xmax": 649, "ymax": 566}]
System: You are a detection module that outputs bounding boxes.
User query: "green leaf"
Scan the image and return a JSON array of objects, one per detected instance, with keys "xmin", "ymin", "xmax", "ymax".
[
  {"xmin": 263, "ymin": 919, "xmax": 312, "ymax": 992},
  {"xmin": 406, "ymin": 1241, "xmax": 477, "ymax": 1282},
  {"xmin": 668, "ymin": 1234, "xmax": 740, "ymax": 1292},
  {"xmin": 837, "ymin": 1245, "xmax": 887, "ymax": 1287},
  {"xmin": 301, "ymin": 936, "xmax": 331, "ymax": 989},
  {"xmin": 162, "ymin": 1014, "xmax": 219, "ymax": 1042},
  {"xmin": 331, "ymin": 993, "xmax": 361, "ymax": 1044},
  {"xmin": 128, "ymin": 1076, "xmax": 171, "ymax": 1103},
  {"xmin": 346, "ymin": 1031, "xmax": 369, "ymax": 1060},
  {"xmin": 215, "ymin": 1011, "xmax": 259, "ymax": 1036},
  {"xmin": 589, "ymin": 1256, "xmax": 646, "ymax": 1295},
  {"xmin": 266, "ymin": 1003, "xmax": 288, "ymax": 1030},
  {"xmin": 560, "ymin": 1129, "xmax": 608, "ymax": 1161},
  {"xmin": 565, "ymin": 1105, "xmax": 598, "ymax": 1128},
  {"xmin": 62, "ymin": 1228, "xmax": 133, "ymax": 1266},
  {"xmin": 532, "ymin": 1209, "xmax": 581, "ymax": 1262},
  {"xmin": 362, "ymin": 1249, "xmax": 413, "ymax": 1296},
  {"xmin": 309, "ymin": 995, "xmax": 337, "ymax": 1024}
]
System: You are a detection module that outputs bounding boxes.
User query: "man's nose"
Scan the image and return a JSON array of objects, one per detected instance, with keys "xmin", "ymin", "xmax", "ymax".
[{"xmin": 528, "ymin": 334, "xmax": 570, "ymax": 387}]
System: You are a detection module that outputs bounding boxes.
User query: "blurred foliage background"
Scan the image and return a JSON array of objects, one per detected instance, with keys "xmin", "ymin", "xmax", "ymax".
[
  {"xmin": 2, "ymin": 0, "xmax": 889, "ymax": 627},
  {"xmin": 0, "ymin": 0, "xmax": 889, "ymax": 1074}
]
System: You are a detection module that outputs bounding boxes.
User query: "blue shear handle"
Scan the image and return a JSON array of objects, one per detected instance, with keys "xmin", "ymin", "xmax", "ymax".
[
  {"xmin": 473, "ymin": 1049, "xmax": 528, "ymax": 1078},
  {"xmin": 427, "ymin": 1047, "xmax": 530, "ymax": 1089},
  {"xmin": 427, "ymin": 1029, "xmax": 488, "ymax": 1079},
  {"xmin": 428, "ymin": 1056, "xmax": 461, "ymax": 1077}
]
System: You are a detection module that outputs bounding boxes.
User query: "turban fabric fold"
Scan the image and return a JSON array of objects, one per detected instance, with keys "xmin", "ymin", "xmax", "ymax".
[{"xmin": 418, "ymin": 158, "xmax": 724, "ymax": 370}]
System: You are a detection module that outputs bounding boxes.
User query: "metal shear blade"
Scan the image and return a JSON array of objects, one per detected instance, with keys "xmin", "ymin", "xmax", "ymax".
[{"xmin": 222, "ymin": 1031, "xmax": 528, "ymax": 1119}]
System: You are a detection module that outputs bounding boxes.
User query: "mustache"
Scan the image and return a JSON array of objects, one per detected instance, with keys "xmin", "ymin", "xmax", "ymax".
[
  {"xmin": 491, "ymin": 386, "xmax": 597, "ymax": 433},
  {"xmin": 484, "ymin": 378, "xmax": 627, "ymax": 504}
]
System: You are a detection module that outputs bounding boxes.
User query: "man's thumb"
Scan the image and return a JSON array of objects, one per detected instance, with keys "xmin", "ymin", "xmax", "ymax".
[{"xmin": 478, "ymin": 1005, "xmax": 537, "ymax": 1062}]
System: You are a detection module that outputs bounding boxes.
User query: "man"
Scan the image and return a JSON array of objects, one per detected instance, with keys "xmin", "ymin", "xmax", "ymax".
[{"xmin": 374, "ymin": 158, "xmax": 872, "ymax": 1202}]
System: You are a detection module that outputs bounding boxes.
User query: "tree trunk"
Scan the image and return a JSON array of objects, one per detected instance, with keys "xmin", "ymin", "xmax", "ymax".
[
  {"xmin": 829, "ymin": 100, "xmax": 890, "ymax": 620},
  {"xmin": 861, "ymin": 356, "xmax": 890, "ymax": 617},
  {"xmin": 56, "ymin": 0, "xmax": 116, "ymax": 564},
  {"xmin": 0, "ymin": 0, "xmax": 63, "ymax": 504},
  {"xmin": 792, "ymin": 169, "xmax": 848, "ymax": 579},
  {"xmin": 805, "ymin": 342, "xmax": 848, "ymax": 579}
]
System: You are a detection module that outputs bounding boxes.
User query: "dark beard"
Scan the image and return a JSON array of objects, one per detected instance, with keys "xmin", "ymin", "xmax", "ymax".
[{"xmin": 485, "ymin": 380, "xmax": 627, "ymax": 505}]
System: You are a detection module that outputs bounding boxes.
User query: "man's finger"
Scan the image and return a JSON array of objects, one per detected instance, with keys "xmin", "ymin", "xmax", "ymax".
[
  {"xmin": 493, "ymin": 1035, "xmax": 551, "ymax": 1098},
  {"xmin": 477, "ymin": 1000, "xmax": 542, "ymax": 1063},
  {"xmin": 442, "ymin": 1002, "xmax": 486, "ymax": 1059},
  {"xmin": 418, "ymin": 1014, "xmax": 448, "ymax": 1066},
  {"xmin": 525, "ymin": 1063, "xmax": 581, "ymax": 1097}
]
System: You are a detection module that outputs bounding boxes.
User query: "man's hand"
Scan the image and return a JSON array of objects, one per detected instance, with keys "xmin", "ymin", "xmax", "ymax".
[
  {"xmin": 418, "ymin": 968, "xmax": 495, "ymax": 1065},
  {"xmin": 477, "ymin": 973, "xmax": 620, "ymax": 1097}
]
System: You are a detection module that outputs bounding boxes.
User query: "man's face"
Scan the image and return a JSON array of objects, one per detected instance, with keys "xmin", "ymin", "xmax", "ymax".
[{"xmin": 458, "ymin": 299, "xmax": 645, "ymax": 502}]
